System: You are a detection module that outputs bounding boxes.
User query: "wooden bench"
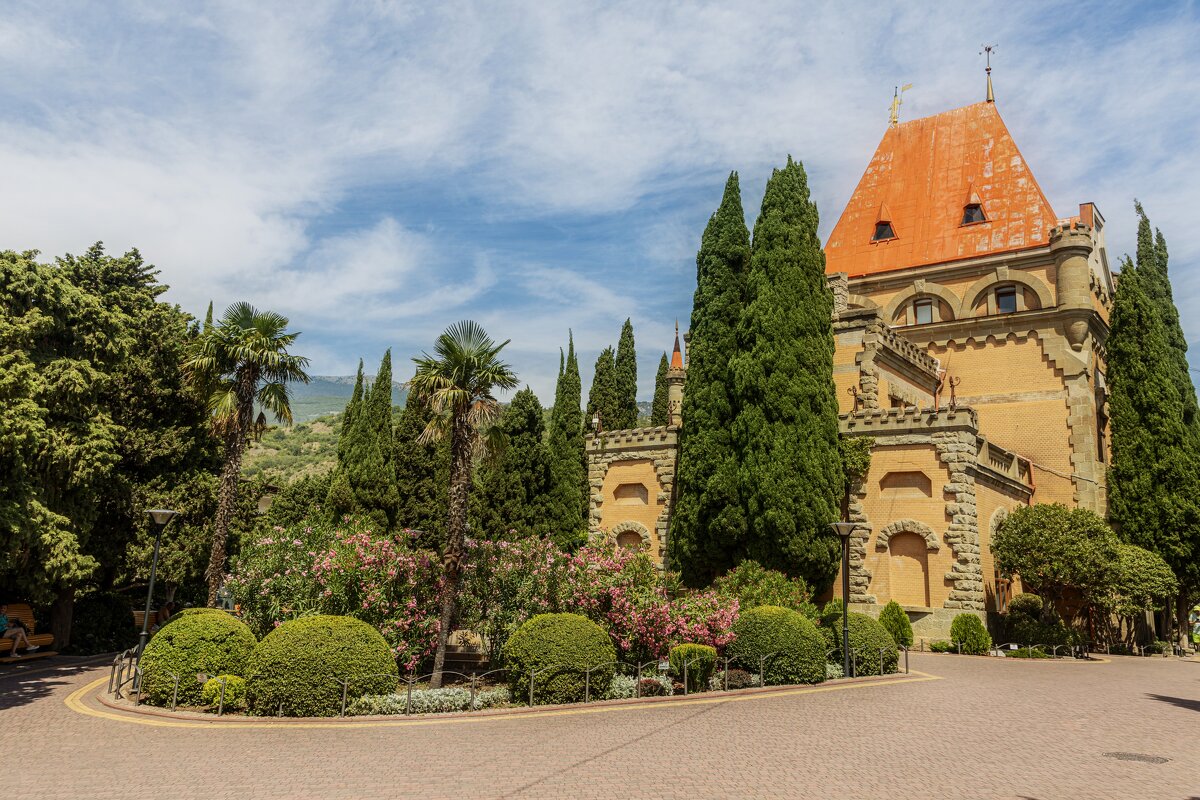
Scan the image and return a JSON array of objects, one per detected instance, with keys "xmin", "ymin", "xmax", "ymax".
[{"xmin": 0, "ymin": 603, "xmax": 55, "ymax": 662}]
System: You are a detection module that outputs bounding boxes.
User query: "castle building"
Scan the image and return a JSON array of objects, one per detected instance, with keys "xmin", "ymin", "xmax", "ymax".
[{"xmin": 587, "ymin": 89, "xmax": 1114, "ymax": 639}]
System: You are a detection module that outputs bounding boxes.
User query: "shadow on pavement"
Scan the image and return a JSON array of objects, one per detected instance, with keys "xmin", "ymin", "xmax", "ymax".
[
  {"xmin": 0, "ymin": 656, "xmax": 111, "ymax": 712},
  {"xmin": 1145, "ymin": 693, "xmax": 1200, "ymax": 713}
]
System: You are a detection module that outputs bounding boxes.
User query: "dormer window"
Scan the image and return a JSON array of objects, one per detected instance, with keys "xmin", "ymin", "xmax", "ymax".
[
  {"xmin": 962, "ymin": 203, "xmax": 986, "ymax": 224},
  {"xmin": 873, "ymin": 221, "xmax": 896, "ymax": 241}
]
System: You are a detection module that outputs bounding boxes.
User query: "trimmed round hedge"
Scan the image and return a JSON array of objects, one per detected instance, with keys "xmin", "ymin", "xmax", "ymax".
[
  {"xmin": 201, "ymin": 674, "xmax": 247, "ymax": 708},
  {"xmin": 246, "ymin": 615, "xmax": 397, "ymax": 717},
  {"xmin": 827, "ymin": 612, "xmax": 899, "ymax": 675},
  {"xmin": 669, "ymin": 643, "xmax": 716, "ymax": 693},
  {"xmin": 726, "ymin": 605, "xmax": 825, "ymax": 685},
  {"xmin": 139, "ymin": 610, "xmax": 256, "ymax": 707},
  {"xmin": 950, "ymin": 613, "xmax": 992, "ymax": 655},
  {"xmin": 504, "ymin": 613, "xmax": 616, "ymax": 705}
]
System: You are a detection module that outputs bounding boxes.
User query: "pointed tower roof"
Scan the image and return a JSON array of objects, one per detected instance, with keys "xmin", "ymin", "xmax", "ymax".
[
  {"xmin": 824, "ymin": 102, "xmax": 1057, "ymax": 277},
  {"xmin": 670, "ymin": 320, "xmax": 684, "ymax": 370}
]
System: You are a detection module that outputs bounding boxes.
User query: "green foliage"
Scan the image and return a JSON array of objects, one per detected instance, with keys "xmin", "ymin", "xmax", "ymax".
[
  {"xmin": 1007, "ymin": 646, "xmax": 1049, "ymax": 659},
  {"xmin": 928, "ymin": 640, "xmax": 955, "ymax": 654},
  {"xmin": 266, "ymin": 472, "xmax": 333, "ymax": 528},
  {"xmin": 545, "ymin": 333, "xmax": 587, "ymax": 548},
  {"xmin": 992, "ymin": 504, "xmax": 1120, "ymax": 605},
  {"xmin": 242, "ymin": 416, "xmax": 340, "ymax": 485},
  {"xmin": 334, "ymin": 351, "xmax": 400, "ymax": 530},
  {"xmin": 672, "ymin": 173, "xmax": 751, "ymax": 585},
  {"xmin": 348, "ymin": 686, "xmax": 510, "ymax": 715},
  {"xmin": 711, "ymin": 560, "xmax": 816, "ymax": 617},
  {"xmin": 1007, "ymin": 593, "xmax": 1043, "ymax": 619},
  {"xmin": 69, "ymin": 591, "xmax": 138, "ymax": 655},
  {"xmin": 650, "ymin": 353, "xmax": 670, "ymax": 427},
  {"xmin": 472, "ymin": 387, "xmax": 554, "ymax": 540},
  {"xmin": 139, "ymin": 610, "xmax": 256, "ymax": 707},
  {"xmin": 840, "ymin": 437, "xmax": 874, "ymax": 487},
  {"xmin": 729, "ymin": 158, "xmax": 841, "ymax": 589},
  {"xmin": 818, "ymin": 598, "xmax": 844, "ymax": 631},
  {"xmin": 878, "ymin": 601, "xmax": 913, "ymax": 647},
  {"xmin": 336, "ymin": 362, "xmax": 364, "ymax": 467},
  {"xmin": 826, "ymin": 612, "xmax": 899, "ymax": 674},
  {"xmin": 726, "ymin": 605, "xmax": 826, "ymax": 685},
  {"xmin": 587, "ymin": 346, "xmax": 620, "ymax": 430},
  {"xmin": 613, "ymin": 318, "xmax": 639, "ymax": 430},
  {"xmin": 394, "ymin": 398, "xmax": 449, "ymax": 549},
  {"xmin": 669, "ymin": 643, "xmax": 717, "ymax": 692},
  {"xmin": 200, "ymin": 675, "xmax": 247, "ymax": 709},
  {"xmin": 246, "ymin": 615, "xmax": 398, "ymax": 717},
  {"xmin": 949, "ymin": 614, "xmax": 992, "ymax": 655},
  {"xmin": 1103, "ymin": 543, "xmax": 1177, "ymax": 618},
  {"xmin": 503, "ymin": 613, "xmax": 617, "ymax": 705}
]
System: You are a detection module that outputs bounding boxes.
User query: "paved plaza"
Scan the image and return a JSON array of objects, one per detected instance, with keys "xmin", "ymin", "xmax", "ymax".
[{"xmin": 4, "ymin": 653, "xmax": 1197, "ymax": 799}]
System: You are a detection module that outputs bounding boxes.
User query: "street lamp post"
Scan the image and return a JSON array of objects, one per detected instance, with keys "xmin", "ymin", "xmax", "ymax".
[
  {"xmin": 138, "ymin": 509, "xmax": 178, "ymax": 656},
  {"xmin": 829, "ymin": 522, "xmax": 856, "ymax": 678}
]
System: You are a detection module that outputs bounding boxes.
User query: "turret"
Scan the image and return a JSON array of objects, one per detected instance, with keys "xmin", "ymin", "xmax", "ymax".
[
  {"xmin": 1049, "ymin": 221, "xmax": 1094, "ymax": 351},
  {"xmin": 667, "ymin": 322, "xmax": 685, "ymax": 428}
]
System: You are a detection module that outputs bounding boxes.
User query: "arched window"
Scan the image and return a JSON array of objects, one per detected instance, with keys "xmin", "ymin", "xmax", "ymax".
[{"xmin": 995, "ymin": 285, "xmax": 1018, "ymax": 314}]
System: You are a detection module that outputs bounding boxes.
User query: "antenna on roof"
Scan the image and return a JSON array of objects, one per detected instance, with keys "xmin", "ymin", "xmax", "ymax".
[
  {"xmin": 888, "ymin": 83, "xmax": 913, "ymax": 128},
  {"xmin": 980, "ymin": 44, "xmax": 997, "ymax": 103}
]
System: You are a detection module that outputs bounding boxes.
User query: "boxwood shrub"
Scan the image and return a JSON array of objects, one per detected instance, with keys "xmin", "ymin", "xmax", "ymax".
[
  {"xmin": 246, "ymin": 615, "xmax": 398, "ymax": 717},
  {"xmin": 878, "ymin": 601, "xmax": 913, "ymax": 647},
  {"xmin": 827, "ymin": 612, "xmax": 899, "ymax": 675},
  {"xmin": 503, "ymin": 613, "xmax": 616, "ymax": 705},
  {"xmin": 950, "ymin": 613, "xmax": 992, "ymax": 655},
  {"xmin": 139, "ymin": 610, "xmax": 256, "ymax": 707},
  {"xmin": 200, "ymin": 674, "xmax": 247, "ymax": 709},
  {"xmin": 726, "ymin": 605, "xmax": 825, "ymax": 685},
  {"xmin": 669, "ymin": 643, "xmax": 716, "ymax": 693}
]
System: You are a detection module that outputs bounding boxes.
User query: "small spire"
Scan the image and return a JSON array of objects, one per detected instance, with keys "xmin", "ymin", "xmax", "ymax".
[
  {"xmin": 888, "ymin": 83, "xmax": 912, "ymax": 127},
  {"xmin": 670, "ymin": 320, "xmax": 683, "ymax": 370},
  {"xmin": 981, "ymin": 44, "xmax": 997, "ymax": 103}
]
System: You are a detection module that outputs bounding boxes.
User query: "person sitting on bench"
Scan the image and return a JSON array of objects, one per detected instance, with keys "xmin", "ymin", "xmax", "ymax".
[{"xmin": 1, "ymin": 604, "xmax": 39, "ymax": 657}]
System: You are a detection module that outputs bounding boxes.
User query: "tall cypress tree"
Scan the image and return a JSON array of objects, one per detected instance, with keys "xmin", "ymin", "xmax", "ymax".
[
  {"xmin": 336, "ymin": 360, "xmax": 364, "ymax": 465},
  {"xmin": 344, "ymin": 350, "xmax": 399, "ymax": 529},
  {"xmin": 650, "ymin": 352, "xmax": 670, "ymax": 426},
  {"xmin": 729, "ymin": 157, "xmax": 841, "ymax": 589},
  {"xmin": 546, "ymin": 332, "xmax": 587, "ymax": 547},
  {"xmin": 587, "ymin": 346, "xmax": 619, "ymax": 429},
  {"xmin": 326, "ymin": 361, "xmax": 365, "ymax": 518},
  {"xmin": 613, "ymin": 318, "xmax": 639, "ymax": 429},
  {"xmin": 671, "ymin": 172, "xmax": 752, "ymax": 584},
  {"xmin": 394, "ymin": 395, "xmax": 449, "ymax": 548},
  {"xmin": 471, "ymin": 387, "xmax": 552, "ymax": 539}
]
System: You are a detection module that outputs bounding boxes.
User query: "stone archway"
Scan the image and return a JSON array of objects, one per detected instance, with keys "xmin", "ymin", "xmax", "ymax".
[
  {"xmin": 876, "ymin": 519, "xmax": 941, "ymax": 552},
  {"xmin": 610, "ymin": 520, "xmax": 653, "ymax": 552}
]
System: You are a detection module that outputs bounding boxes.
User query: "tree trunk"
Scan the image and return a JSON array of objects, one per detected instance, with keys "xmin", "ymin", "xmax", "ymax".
[
  {"xmin": 1177, "ymin": 592, "xmax": 1192, "ymax": 652},
  {"xmin": 429, "ymin": 413, "xmax": 473, "ymax": 689},
  {"xmin": 206, "ymin": 367, "xmax": 256, "ymax": 606},
  {"xmin": 49, "ymin": 584, "xmax": 75, "ymax": 650}
]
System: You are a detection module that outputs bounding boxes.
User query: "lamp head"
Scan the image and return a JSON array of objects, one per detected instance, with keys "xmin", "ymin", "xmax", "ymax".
[
  {"xmin": 828, "ymin": 522, "xmax": 857, "ymax": 539},
  {"xmin": 146, "ymin": 509, "xmax": 179, "ymax": 527}
]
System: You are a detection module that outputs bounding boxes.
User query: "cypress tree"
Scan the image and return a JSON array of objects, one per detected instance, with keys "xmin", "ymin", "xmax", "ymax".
[
  {"xmin": 613, "ymin": 318, "xmax": 639, "ymax": 429},
  {"xmin": 730, "ymin": 157, "xmax": 841, "ymax": 589},
  {"xmin": 344, "ymin": 350, "xmax": 399, "ymax": 529},
  {"xmin": 336, "ymin": 361, "xmax": 365, "ymax": 466},
  {"xmin": 671, "ymin": 172, "xmax": 752, "ymax": 585},
  {"xmin": 394, "ymin": 395, "xmax": 449, "ymax": 548},
  {"xmin": 587, "ymin": 346, "xmax": 619, "ymax": 429},
  {"xmin": 326, "ymin": 361, "xmax": 365, "ymax": 516},
  {"xmin": 472, "ymin": 387, "xmax": 552, "ymax": 539},
  {"xmin": 546, "ymin": 332, "xmax": 587, "ymax": 548},
  {"xmin": 650, "ymin": 352, "xmax": 670, "ymax": 426}
]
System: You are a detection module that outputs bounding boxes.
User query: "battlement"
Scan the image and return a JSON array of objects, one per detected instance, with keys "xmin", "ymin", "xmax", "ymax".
[
  {"xmin": 586, "ymin": 425, "xmax": 677, "ymax": 453},
  {"xmin": 1048, "ymin": 220, "xmax": 1093, "ymax": 248},
  {"xmin": 839, "ymin": 404, "xmax": 979, "ymax": 433}
]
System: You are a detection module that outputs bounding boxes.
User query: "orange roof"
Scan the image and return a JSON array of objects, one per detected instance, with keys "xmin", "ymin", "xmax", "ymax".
[
  {"xmin": 670, "ymin": 322, "xmax": 683, "ymax": 369},
  {"xmin": 824, "ymin": 102, "xmax": 1057, "ymax": 277}
]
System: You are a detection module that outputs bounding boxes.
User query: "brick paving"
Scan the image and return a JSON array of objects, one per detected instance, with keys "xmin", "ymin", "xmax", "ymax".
[{"xmin": 5, "ymin": 653, "xmax": 1198, "ymax": 799}]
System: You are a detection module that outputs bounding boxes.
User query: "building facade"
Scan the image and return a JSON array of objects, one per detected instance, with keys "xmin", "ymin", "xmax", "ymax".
[{"xmin": 586, "ymin": 96, "xmax": 1114, "ymax": 639}]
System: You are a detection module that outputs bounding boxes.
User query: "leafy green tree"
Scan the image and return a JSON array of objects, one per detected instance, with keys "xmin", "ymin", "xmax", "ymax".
[
  {"xmin": 472, "ymin": 387, "xmax": 553, "ymax": 539},
  {"xmin": 266, "ymin": 473, "xmax": 333, "ymax": 528},
  {"xmin": 586, "ymin": 346, "xmax": 619, "ymax": 430},
  {"xmin": 186, "ymin": 302, "xmax": 310, "ymax": 605},
  {"xmin": 730, "ymin": 158, "xmax": 841, "ymax": 589},
  {"xmin": 409, "ymin": 320, "xmax": 518, "ymax": 688},
  {"xmin": 613, "ymin": 318, "xmax": 639, "ymax": 429},
  {"xmin": 394, "ymin": 398, "xmax": 450, "ymax": 548},
  {"xmin": 671, "ymin": 172, "xmax": 751, "ymax": 585},
  {"xmin": 546, "ymin": 332, "xmax": 587, "ymax": 546},
  {"xmin": 650, "ymin": 353, "xmax": 670, "ymax": 426},
  {"xmin": 711, "ymin": 560, "xmax": 815, "ymax": 617},
  {"xmin": 1101, "ymin": 543, "xmax": 1177, "ymax": 620}
]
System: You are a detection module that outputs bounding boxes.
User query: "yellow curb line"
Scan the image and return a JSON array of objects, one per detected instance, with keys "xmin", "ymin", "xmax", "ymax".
[{"xmin": 66, "ymin": 669, "xmax": 942, "ymax": 730}]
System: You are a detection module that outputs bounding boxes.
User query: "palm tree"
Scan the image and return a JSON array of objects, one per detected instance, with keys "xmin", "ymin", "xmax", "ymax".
[
  {"xmin": 409, "ymin": 320, "xmax": 518, "ymax": 687},
  {"xmin": 186, "ymin": 302, "xmax": 309, "ymax": 605}
]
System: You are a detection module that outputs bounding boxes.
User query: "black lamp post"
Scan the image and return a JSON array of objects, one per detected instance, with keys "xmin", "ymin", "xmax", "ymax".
[
  {"xmin": 829, "ymin": 522, "xmax": 856, "ymax": 677},
  {"xmin": 138, "ymin": 509, "xmax": 178, "ymax": 656}
]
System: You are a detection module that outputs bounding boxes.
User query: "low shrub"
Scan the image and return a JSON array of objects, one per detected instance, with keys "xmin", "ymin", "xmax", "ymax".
[
  {"xmin": 139, "ymin": 611, "xmax": 256, "ymax": 707},
  {"xmin": 878, "ymin": 601, "xmax": 913, "ymax": 647},
  {"xmin": 1007, "ymin": 593, "xmax": 1043, "ymax": 619},
  {"xmin": 246, "ymin": 615, "xmax": 398, "ymax": 717},
  {"xmin": 711, "ymin": 668, "xmax": 757, "ymax": 691},
  {"xmin": 1007, "ymin": 646, "xmax": 1049, "ymax": 659},
  {"xmin": 726, "ymin": 606, "xmax": 825, "ymax": 685},
  {"xmin": 712, "ymin": 561, "xmax": 817, "ymax": 618},
  {"xmin": 929, "ymin": 640, "xmax": 955, "ymax": 653},
  {"xmin": 827, "ymin": 612, "xmax": 898, "ymax": 675},
  {"xmin": 347, "ymin": 687, "xmax": 510, "ymax": 716},
  {"xmin": 669, "ymin": 643, "xmax": 717, "ymax": 693},
  {"xmin": 200, "ymin": 675, "xmax": 247, "ymax": 709},
  {"xmin": 503, "ymin": 613, "xmax": 617, "ymax": 705},
  {"xmin": 950, "ymin": 614, "xmax": 992, "ymax": 655},
  {"xmin": 825, "ymin": 662, "xmax": 844, "ymax": 680},
  {"xmin": 70, "ymin": 591, "xmax": 138, "ymax": 655},
  {"xmin": 637, "ymin": 677, "xmax": 669, "ymax": 697},
  {"xmin": 1146, "ymin": 640, "xmax": 1171, "ymax": 655}
]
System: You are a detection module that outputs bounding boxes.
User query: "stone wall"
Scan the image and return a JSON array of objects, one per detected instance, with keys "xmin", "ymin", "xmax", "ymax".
[{"xmin": 585, "ymin": 426, "xmax": 678, "ymax": 567}]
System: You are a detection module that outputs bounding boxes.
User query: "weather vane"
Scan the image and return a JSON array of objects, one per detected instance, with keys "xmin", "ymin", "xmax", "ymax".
[
  {"xmin": 888, "ymin": 83, "xmax": 913, "ymax": 127},
  {"xmin": 980, "ymin": 43, "xmax": 997, "ymax": 103}
]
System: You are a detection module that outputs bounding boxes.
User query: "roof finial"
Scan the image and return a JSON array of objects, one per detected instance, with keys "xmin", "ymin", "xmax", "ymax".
[
  {"xmin": 888, "ymin": 83, "xmax": 913, "ymax": 127},
  {"xmin": 670, "ymin": 320, "xmax": 683, "ymax": 370},
  {"xmin": 981, "ymin": 44, "xmax": 997, "ymax": 103}
]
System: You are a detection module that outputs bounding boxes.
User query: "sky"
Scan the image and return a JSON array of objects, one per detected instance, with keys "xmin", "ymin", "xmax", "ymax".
[{"xmin": 3, "ymin": 2, "xmax": 1199, "ymax": 403}]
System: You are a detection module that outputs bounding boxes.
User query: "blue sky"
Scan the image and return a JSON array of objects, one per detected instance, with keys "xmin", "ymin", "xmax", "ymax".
[{"xmin": 3, "ymin": 2, "xmax": 1199, "ymax": 403}]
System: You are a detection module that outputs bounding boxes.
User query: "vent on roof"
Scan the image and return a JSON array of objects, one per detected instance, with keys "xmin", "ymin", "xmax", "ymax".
[
  {"xmin": 962, "ymin": 203, "xmax": 986, "ymax": 225},
  {"xmin": 872, "ymin": 221, "xmax": 896, "ymax": 241}
]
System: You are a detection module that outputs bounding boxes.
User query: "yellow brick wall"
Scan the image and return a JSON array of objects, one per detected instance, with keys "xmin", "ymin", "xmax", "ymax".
[
  {"xmin": 854, "ymin": 261, "xmax": 1059, "ymax": 322},
  {"xmin": 598, "ymin": 458, "xmax": 665, "ymax": 561}
]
